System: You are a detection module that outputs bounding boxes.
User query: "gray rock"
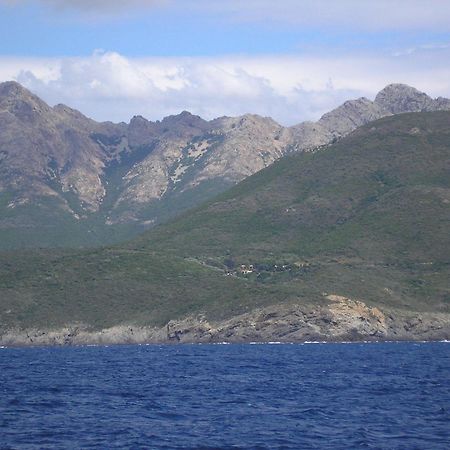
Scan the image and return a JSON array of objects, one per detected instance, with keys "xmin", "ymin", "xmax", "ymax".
[
  {"xmin": 1, "ymin": 296, "xmax": 448, "ymax": 346},
  {"xmin": 374, "ymin": 83, "xmax": 436, "ymax": 113},
  {"xmin": 318, "ymin": 97, "xmax": 389, "ymax": 138}
]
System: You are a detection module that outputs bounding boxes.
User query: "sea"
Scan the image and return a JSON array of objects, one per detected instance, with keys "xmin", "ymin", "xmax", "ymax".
[{"xmin": 0, "ymin": 342, "xmax": 449, "ymax": 449}]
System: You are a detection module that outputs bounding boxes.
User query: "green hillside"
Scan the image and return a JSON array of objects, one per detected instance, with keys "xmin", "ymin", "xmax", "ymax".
[
  {"xmin": 141, "ymin": 112, "xmax": 450, "ymax": 262},
  {"xmin": 0, "ymin": 193, "xmax": 141, "ymax": 249},
  {"xmin": 1, "ymin": 111, "xmax": 449, "ymax": 332},
  {"xmin": 133, "ymin": 111, "xmax": 450, "ymax": 314}
]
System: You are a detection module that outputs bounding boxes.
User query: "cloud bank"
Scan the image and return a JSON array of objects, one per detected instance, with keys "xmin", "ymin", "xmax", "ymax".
[{"xmin": 1, "ymin": 48, "xmax": 450, "ymax": 125}]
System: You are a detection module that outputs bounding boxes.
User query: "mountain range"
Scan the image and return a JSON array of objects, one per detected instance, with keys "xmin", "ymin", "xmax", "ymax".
[
  {"xmin": 1, "ymin": 81, "xmax": 449, "ymax": 248},
  {"xmin": 1, "ymin": 109, "xmax": 449, "ymax": 345}
]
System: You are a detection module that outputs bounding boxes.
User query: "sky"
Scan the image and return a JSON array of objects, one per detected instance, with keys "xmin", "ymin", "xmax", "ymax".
[{"xmin": 1, "ymin": 0, "xmax": 450, "ymax": 125}]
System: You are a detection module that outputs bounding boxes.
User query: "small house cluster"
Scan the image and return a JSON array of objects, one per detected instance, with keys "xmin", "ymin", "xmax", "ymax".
[
  {"xmin": 239, "ymin": 264, "xmax": 254, "ymax": 274},
  {"xmin": 224, "ymin": 260, "xmax": 311, "ymax": 278}
]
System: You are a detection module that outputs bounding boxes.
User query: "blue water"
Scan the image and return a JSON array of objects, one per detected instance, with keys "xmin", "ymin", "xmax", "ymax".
[{"xmin": 0, "ymin": 343, "xmax": 449, "ymax": 449}]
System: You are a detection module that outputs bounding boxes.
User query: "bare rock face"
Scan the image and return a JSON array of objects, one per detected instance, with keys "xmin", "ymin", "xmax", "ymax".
[
  {"xmin": 191, "ymin": 114, "xmax": 290, "ymax": 185},
  {"xmin": 317, "ymin": 97, "xmax": 389, "ymax": 138},
  {"xmin": 162, "ymin": 296, "xmax": 391, "ymax": 343},
  {"xmin": 374, "ymin": 83, "xmax": 437, "ymax": 114},
  {"xmin": 127, "ymin": 115, "xmax": 158, "ymax": 148},
  {"xmin": 435, "ymin": 97, "xmax": 450, "ymax": 110},
  {"xmin": 158, "ymin": 296, "xmax": 449, "ymax": 344},
  {"xmin": 0, "ymin": 81, "xmax": 122, "ymax": 214},
  {"xmin": 116, "ymin": 139, "xmax": 189, "ymax": 213},
  {"xmin": 1, "ymin": 296, "xmax": 448, "ymax": 346},
  {"xmin": 105, "ymin": 113, "xmax": 291, "ymax": 224},
  {"xmin": 288, "ymin": 121, "xmax": 333, "ymax": 151},
  {"xmin": 291, "ymin": 84, "xmax": 450, "ymax": 148},
  {"xmin": 1, "ymin": 81, "xmax": 450, "ymax": 246}
]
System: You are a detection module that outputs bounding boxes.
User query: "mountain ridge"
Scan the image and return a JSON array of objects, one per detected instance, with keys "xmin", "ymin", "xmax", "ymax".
[{"xmin": 1, "ymin": 81, "xmax": 449, "ymax": 248}]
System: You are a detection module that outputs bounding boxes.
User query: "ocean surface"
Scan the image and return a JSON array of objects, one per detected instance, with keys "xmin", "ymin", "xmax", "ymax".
[{"xmin": 0, "ymin": 342, "xmax": 449, "ymax": 449}]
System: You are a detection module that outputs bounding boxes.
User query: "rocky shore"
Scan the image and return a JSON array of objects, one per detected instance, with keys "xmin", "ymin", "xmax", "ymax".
[{"xmin": 1, "ymin": 296, "xmax": 449, "ymax": 347}]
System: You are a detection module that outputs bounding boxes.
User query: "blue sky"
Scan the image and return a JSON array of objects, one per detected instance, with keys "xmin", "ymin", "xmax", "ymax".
[
  {"xmin": 1, "ymin": 0, "xmax": 448, "ymax": 57},
  {"xmin": 2, "ymin": 2, "xmax": 311, "ymax": 57},
  {"xmin": 1, "ymin": 0, "xmax": 450, "ymax": 124}
]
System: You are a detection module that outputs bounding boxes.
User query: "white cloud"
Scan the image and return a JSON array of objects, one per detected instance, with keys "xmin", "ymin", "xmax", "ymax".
[
  {"xmin": 392, "ymin": 42, "xmax": 450, "ymax": 57},
  {"xmin": 1, "ymin": 49, "xmax": 450, "ymax": 125}
]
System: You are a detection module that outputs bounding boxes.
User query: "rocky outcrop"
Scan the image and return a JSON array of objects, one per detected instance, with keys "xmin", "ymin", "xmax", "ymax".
[
  {"xmin": 1, "ymin": 296, "xmax": 448, "ymax": 346},
  {"xmin": 374, "ymin": 83, "xmax": 439, "ymax": 114},
  {"xmin": 188, "ymin": 114, "xmax": 290, "ymax": 185},
  {"xmin": 317, "ymin": 97, "xmax": 388, "ymax": 138},
  {"xmin": 162, "ymin": 296, "xmax": 449, "ymax": 344},
  {"xmin": 290, "ymin": 84, "xmax": 450, "ymax": 145}
]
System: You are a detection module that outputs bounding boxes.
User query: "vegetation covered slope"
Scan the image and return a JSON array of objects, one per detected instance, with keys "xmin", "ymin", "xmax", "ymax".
[
  {"xmin": 133, "ymin": 111, "xmax": 450, "ymax": 314},
  {"xmin": 0, "ymin": 111, "xmax": 449, "ymax": 333}
]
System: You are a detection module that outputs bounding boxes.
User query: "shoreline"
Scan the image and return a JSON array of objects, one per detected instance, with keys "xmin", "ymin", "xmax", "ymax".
[
  {"xmin": 1, "ymin": 297, "xmax": 449, "ymax": 348},
  {"xmin": 1, "ymin": 339, "xmax": 449, "ymax": 350}
]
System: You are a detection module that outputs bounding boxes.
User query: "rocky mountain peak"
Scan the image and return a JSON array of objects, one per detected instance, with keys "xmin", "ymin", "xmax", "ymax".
[
  {"xmin": 239, "ymin": 113, "xmax": 278, "ymax": 126},
  {"xmin": 0, "ymin": 80, "xmax": 30, "ymax": 99},
  {"xmin": 161, "ymin": 110, "xmax": 208, "ymax": 128},
  {"xmin": 211, "ymin": 114, "xmax": 281, "ymax": 134},
  {"xmin": 0, "ymin": 80, "xmax": 51, "ymax": 120},
  {"xmin": 128, "ymin": 115, "xmax": 158, "ymax": 147},
  {"xmin": 374, "ymin": 83, "xmax": 435, "ymax": 114},
  {"xmin": 176, "ymin": 110, "xmax": 197, "ymax": 120},
  {"xmin": 130, "ymin": 114, "xmax": 149, "ymax": 124},
  {"xmin": 0, "ymin": 81, "xmax": 44, "ymax": 107},
  {"xmin": 158, "ymin": 111, "xmax": 210, "ymax": 140}
]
